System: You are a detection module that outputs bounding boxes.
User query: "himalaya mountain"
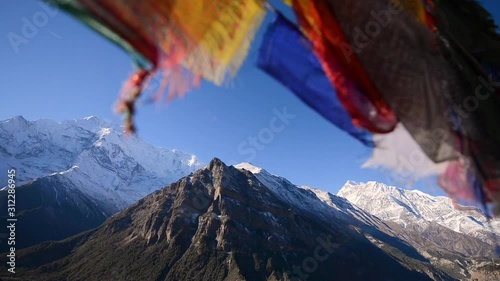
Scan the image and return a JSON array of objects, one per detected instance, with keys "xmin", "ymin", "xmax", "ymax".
[
  {"xmin": 338, "ymin": 181, "xmax": 500, "ymax": 281},
  {"xmin": 338, "ymin": 181, "xmax": 500, "ymax": 250},
  {"xmin": 0, "ymin": 116, "xmax": 203, "ymax": 250},
  {"xmin": 4, "ymin": 159, "xmax": 499, "ymax": 281}
]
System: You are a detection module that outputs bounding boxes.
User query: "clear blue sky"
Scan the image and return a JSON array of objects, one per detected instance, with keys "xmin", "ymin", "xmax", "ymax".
[{"xmin": 1, "ymin": 1, "xmax": 499, "ymax": 195}]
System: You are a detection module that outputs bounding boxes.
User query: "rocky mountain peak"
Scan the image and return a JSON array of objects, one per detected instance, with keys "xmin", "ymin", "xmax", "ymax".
[
  {"xmin": 10, "ymin": 114, "xmax": 28, "ymax": 123},
  {"xmin": 207, "ymin": 157, "xmax": 226, "ymax": 171}
]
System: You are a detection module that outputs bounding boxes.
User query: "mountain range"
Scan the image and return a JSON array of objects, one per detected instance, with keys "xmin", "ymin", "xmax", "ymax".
[
  {"xmin": 0, "ymin": 116, "xmax": 202, "ymax": 249},
  {"xmin": 0, "ymin": 116, "xmax": 499, "ymax": 281}
]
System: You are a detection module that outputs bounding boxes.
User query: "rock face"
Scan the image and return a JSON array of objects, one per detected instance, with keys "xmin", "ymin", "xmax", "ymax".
[
  {"xmin": 2, "ymin": 159, "xmax": 454, "ymax": 281},
  {"xmin": 0, "ymin": 116, "xmax": 202, "ymax": 250}
]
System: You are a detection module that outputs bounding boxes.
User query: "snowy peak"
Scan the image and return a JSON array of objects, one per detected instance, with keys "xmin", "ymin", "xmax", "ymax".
[
  {"xmin": 233, "ymin": 163, "xmax": 382, "ymax": 227},
  {"xmin": 338, "ymin": 180, "xmax": 482, "ymax": 217},
  {"xmin": 234, "ymin": 162, "xmax": 293, "ymax": 188},
  {"xmin": 234, "ymin": 162, "xmax": 264, "ymax": 174},
  {"xmin": 234, "ymin": 162, "xmax": 303, "ymax": 206},
  {"xmin": 338, "ymin": 181, "xmax": 500, "ymax": 243},
  {"xmin": 0, "ymin": 115, "xmax": 203, "ymax": 208},
  {"xmin": 3, "ymin": 115, "xmax": 28, "ymax": 126}
]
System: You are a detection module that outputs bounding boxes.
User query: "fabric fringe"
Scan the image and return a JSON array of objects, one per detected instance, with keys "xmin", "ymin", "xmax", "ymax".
[
  {"xmin": 62, "ymin": 0, "xmax": 266, "ymax": 132},
  {"xmin": 74, "ymin": 0, "xmax": 266, "ymax": 91},
  {"xmin": 178, "ymin": 0, "xmax": 267, "ymax": 85},
  {"xmin": 115, "ymin": 69, "xmax": 153, "ymax": 134}
]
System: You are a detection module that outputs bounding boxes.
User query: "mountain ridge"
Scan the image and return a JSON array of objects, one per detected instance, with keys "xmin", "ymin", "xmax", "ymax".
[
  {"xmin": 2, "ymin": 158, "xmax": 448, "ymax": 281},
  {"xmin": 1, "ymin": 115, "xmax": 203, "ymax": 209},
  {"xmin": 0, "ymin": 115, "xmax": 204, "ymax": 250},
  {"xmin": 338, "ymin": 180, "xmax": 500, "ymax": 246}
]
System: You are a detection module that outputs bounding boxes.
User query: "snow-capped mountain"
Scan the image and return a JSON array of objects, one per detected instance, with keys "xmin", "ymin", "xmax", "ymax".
[
  {"xmin": 0, "ymin": 115, "xmax": 203, "ymax": 210},
  {"xmin": 0, "ymin": 115, "xmax": 203, "ymax": 249},
  {"xmin": 234, "ymin": 163, "xmax": 500, "ymax": 245},
  {"xmin": 234, "ymin": 162, "xmax": 384, "ymax": 227},
  {"xmin": 235, "ymin": 163, "xmax": 500, "ymax": 280},
  {"xmin": 338, "ymin": 181, "xmax": 500, "ymax": 246}
]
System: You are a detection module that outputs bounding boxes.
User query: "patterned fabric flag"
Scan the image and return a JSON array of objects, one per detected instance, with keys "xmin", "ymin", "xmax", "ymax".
[
  {"xmin": 432, "ymin": 0, "xmax": 500, "ymax": 212},
  {"xmin": 258, "ymin": 14, "xmax": 373, "ymax": 146},
  {"xmin": 49, "ymin": 0, "xmax": 266, "ymax": 132},
  {"xmin": 289, "ymin": 0, "xmax": 500, "ymax": 214},
  {"xmin": 58, "ymin": 0, "xmax": 265, "ymax": 85},
  {"xmin": 291, "ymin": 0, "xmax": 398, "ymax": 134}
]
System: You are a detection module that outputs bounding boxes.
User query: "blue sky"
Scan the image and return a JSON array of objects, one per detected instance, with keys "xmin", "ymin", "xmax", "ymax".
[{"xmin": 1, "ymin": 1, "xmax": 499, "ymax": 195}]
